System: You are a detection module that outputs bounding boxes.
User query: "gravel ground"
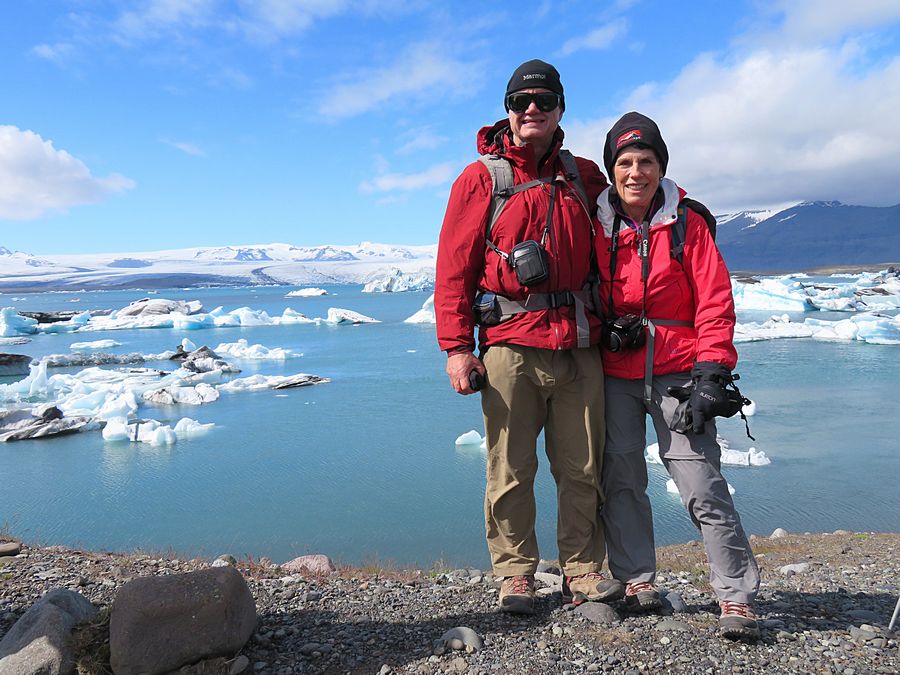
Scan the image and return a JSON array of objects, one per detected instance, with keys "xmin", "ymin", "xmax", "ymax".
[{"xmin": 1, "ymin": 531, "xmax": 898, "ymax": 674}]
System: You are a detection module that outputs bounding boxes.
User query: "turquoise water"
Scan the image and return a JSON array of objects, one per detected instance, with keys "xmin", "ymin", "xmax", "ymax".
[{"xmin": 0, "ymin": 286, "xmax": 897, "ymax": 568}]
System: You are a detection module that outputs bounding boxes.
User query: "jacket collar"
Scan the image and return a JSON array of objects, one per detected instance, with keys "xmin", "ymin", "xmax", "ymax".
[{"xmin": 477, "ymin": 119, "xmax": 565, "ymax": 176}]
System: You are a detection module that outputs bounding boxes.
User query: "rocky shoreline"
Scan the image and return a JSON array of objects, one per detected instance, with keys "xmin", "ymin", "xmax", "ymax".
[{"xmin": 1, "ymin": 531, "xmax": 898, "ymax": 674}]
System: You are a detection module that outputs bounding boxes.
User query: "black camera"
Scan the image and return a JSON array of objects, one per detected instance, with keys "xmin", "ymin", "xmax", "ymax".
[
  {"xmin": 508, "ymin": 240, "xmax": 549, "ymax": 286},
  {"xmin": 603, "ymin": 314, "xmax": 646, "ymax": 352},
  {"xmin": 473, "ymin": 291, "xmax": 504, "ymax": 326}
]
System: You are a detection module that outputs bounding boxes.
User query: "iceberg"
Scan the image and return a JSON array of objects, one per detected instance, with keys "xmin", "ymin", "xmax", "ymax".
[
  {"xmin": 455, "ymin": 430, "xmax": 484, "ymax": 446},
  {"xmin": 735, "ymin": 312, "xmax": 900, "ymax": 345},
  {"xmin": 362, "ymin": 268, "xmax": 433, "ymax": 293},
  {"xmin": 71, "ymin": 339, "xmax": 122, "ymax": 350},
  {"xmin": 405, "ymin": 294, "xmax": 436, "ymax": 324},
  {"xmin": 666, "ymin": 478, "xmax": 735, "ymax": 495},
  {"xmin": 0, "ymin": 308, "xmax": 38, "ymax": 337},
  {"xmin": 217, "ymin": 373, "xmax": 330, "ymax": 392},
  {"xmin": 319, "ymin": 308, "xmax": 379, "ymax": 324},
  {"xmin": 213, "ymin": 338, "xmax": 299, "ymax": 360},
  {"xmin": 646, "ymin": 437, "xmax": 770, "ymax": 467},
  {"xmin": 286, "ymin": 288, "xmax": 327, "ymax": 297},
  {"xmin": 732, "ymin": 278, "xmax": 810, "ymax": 312}
]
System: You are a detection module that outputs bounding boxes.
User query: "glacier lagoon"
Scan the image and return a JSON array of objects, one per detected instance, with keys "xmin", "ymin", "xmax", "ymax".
[{"xmin": 0, "ymin": 279, "xmax": 898, "ymax": 569}]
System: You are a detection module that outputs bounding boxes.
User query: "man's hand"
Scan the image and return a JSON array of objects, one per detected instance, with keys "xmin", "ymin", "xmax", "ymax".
[{"xmin": 446, "ymin": 352, "xmax": 485, "ymax": 395}]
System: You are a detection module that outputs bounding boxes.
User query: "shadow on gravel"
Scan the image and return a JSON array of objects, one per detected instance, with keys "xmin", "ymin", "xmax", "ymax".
[{"xmin": 248, "ymin": 597, "xmax": 571, "ymax": 673}]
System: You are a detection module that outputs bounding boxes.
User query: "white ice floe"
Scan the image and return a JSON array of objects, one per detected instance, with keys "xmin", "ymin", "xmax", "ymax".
[
  {"xmin": 118, "ymin": 298, "xmax": 204, "ymax": 317},
  {"xmin": 0, "ymin": 337, "xmax": 31, "ymax": 345},
  {"xmin": 646, "ymin": 437, "xmax": 770, "ymax": 467},
  {"xmin": 213, "ymin": 338, "xmax": 299, "ymax": 360},
  {"xmin": 142, "ymin": 382, "xmax": 219, "ymax": 406},
  {"xmin": 731, "ymin": 269, "xmax": 900, "ymax": 314},
  {"xmin": 70, "ymin": 339, "xmax": 122, "ymax": 350},
  {"xmin": 217, "ymin": 373, "xmax": 330, "ymax": 392},
  {"xmin": 102, "ymin": 416, "xmax": 213, "ymax": 445},
  {"xmin": 286, "ymin": 288, "xmax": 328, "ymax": 297},
  {"xmin": 455, "ymin": 430, "xmax": 484, "ymax": 446},
  {"xmin": 405, "ymin": 293, "xmax": 436, "ymax": 324},
  {"xmin": 319, "ymin": 308, "xmax": 379, "ymax": 324},
  {"xmin": 732, "ymin": 278, "xmax": 810, "ymax": 312},
  {"xmin": 666, "ymin": 478, "xmax": 735, "ymax": 495},
  {"xmin": 735, "ymin": 312, "xmax": 900, "ymax": 345},
  {"xmin": 0, "ymin": 308, "xmax": 38, "ymax": 336},
  {"xmin": 363, "ymin": 268, "xmax": 433, "ymax": 293}
]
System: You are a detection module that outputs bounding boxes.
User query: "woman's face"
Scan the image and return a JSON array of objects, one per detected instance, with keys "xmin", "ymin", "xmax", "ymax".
[{"xmin": 613, "ymin": 147, "xmax": 662, "ymax": 216}]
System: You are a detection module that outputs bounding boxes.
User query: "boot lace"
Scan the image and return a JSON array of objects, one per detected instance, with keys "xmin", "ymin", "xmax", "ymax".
[
  {"xmin": 504, "ymin": 576, "xmax": 533, "ymax": 594},
  {"xmin": 720, "ymin": 601, "xmax": 756, "ymax": 619},
  {"xmin": 626, "ymin": 581, "xmax": 657, "ymax": 596}
]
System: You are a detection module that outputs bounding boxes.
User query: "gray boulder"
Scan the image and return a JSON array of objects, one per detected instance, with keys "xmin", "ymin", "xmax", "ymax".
[
  {"xmin": 109, "ymin": 566, "xmax": 257, "ymax": 675},
  {"xmin": 574, "ymin": 602, "xmax": 621, "ymax": 624},
  {"xmin": 0, "ymin": 588, "xmax": 97, "ymax": 675}
]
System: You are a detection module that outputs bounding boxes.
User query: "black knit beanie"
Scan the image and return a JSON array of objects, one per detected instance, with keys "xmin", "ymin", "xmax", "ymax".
[
  {"xmin": 505, "ymin": 59, "xmax": 565, "ymax": 109},
  {"xmin": 603, "ymin": 111, "xmax": 669, "ymax": 177}
]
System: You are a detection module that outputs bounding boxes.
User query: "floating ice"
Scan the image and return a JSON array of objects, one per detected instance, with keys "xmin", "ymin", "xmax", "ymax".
[
  {"xmin": 363, "ymin": 268, "xmax": 432, "ymax": 293},
  {"xmin": 71, "ymin": 339, "xmax": 122, "ymax": 350},
  {"xmin": 286, "ymin": 288, "xmax": 327, "ymax": 297},
  {"xmin": 646, "ymin": 437, "xmax": 770, "ymax": 467},
  {"xmin": 102, "ymin": 417, "xmax": 177, "ymax": 445},
  {"xmin": 0, "ymin": 308, "xmax": 38, "ymax": 336},
  {"xmin": 405, "ymin": 293, "xmax": 436, "ymax": 324},
  {"xmin": 666, "ymin": 478, "xmax": 735, "ymax": 495},
  {"xmin": 735, "ymin": 312, "xmax": 900, "ymax": 345},
  {"xmin": 142, "ymin": 382, "xmax": 219, "ymax": 406},
  {"xmin": 213, "ymin": 339, "xmax": 299, "ymax": 360},
  {"xmin": 0, "ymin": 337, "xmax": 31, "ymax": 345},
  {"xmin": 732, "ymin": 278, "xmax": 810, "ymax": 312},
  {"xmin": 173, "ymin": 417, "xmax": 215, "ymax": 438},
  {"xmin": 118, "ymin": 298, "xmax": 203, "ymax": 317},
  {"xmin": 455, "ymin": 430, "xmax": 484, "ymax": 446},
  {"xmin": 217, "ymin": 373, "xmax": 330, "ymax": 392},
  {"xmin": 319, "ymin": 308, "xmax": 379, "ymax": 324}
]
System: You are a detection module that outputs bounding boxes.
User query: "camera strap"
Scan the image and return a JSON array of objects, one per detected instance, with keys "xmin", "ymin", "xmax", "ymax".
[{"xmin": 609, "ymin": 213, "xmax": 692, "ymax": 405}]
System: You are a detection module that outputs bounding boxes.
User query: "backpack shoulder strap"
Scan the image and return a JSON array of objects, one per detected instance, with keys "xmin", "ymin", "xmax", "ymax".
[
  {"xmin": 557, "ymin": 150, "xmax": 589, "ymax": 208},
  {"xmin": 477, "ymin": 154, "xmax": 515, "ymax": 239},
  {"xmin": 672, "ymin": 197, "xmax": 717, "ymax": 264}
]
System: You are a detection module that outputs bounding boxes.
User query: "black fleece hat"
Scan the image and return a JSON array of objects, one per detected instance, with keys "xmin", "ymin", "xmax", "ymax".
[
  {"xmin": 505, "ymin": 59, "xmax": 565, "ymax": 108},
  {"xmin": 604, "ymin": 111, "xmax": 669, "ymax": 177}
]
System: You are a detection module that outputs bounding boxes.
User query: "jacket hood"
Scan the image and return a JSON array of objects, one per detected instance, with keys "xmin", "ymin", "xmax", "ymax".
[
  {"xmin": 596, "ymin": 177, "xmax": 685, "ymax": 237},
  {"xmin": 476, "ymin": 119, "xmax": 566, "ymax": 163}
]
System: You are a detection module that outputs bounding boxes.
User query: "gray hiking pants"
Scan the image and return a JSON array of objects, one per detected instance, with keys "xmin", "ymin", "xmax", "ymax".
[{"xmin": 602, "ymin": 373, "xmax": 760, "ymax": 604}]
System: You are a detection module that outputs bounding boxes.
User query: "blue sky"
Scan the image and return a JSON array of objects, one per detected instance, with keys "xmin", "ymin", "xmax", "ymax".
[{"xmin": 2, "ymin": 0, "xmax": 900, "ymax": 255}]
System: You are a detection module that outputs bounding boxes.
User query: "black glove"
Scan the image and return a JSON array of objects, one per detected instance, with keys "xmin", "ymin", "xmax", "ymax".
[{"xmin": 688, "ymin": 362, "xmax": 736, "ymax": 435}]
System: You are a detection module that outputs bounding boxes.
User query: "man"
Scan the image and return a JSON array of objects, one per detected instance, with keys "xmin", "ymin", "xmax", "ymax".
[{"xmin": 434, "ymin": 59, "xmax": 622, "ymax": 614}]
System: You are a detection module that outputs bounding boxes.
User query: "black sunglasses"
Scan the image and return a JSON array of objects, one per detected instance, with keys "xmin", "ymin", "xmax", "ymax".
[{"xmin": 505, "ymin": 92, "xmax": 562, "ymax": 113}]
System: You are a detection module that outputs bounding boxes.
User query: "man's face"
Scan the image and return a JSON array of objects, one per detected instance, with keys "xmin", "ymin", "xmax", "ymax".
[{"xmin": 507, "ymin": 88, "xmax": 563, "ymax": 148}]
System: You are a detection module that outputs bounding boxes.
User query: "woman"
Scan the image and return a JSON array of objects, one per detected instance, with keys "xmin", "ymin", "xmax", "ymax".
[{"xmin": 592, "ymin": 111, "xmax": 760, "ymax": 640}]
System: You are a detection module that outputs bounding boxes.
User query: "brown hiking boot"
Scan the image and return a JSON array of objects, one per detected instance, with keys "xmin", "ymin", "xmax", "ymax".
[
  {"xmin": 624, "ymin": 581, "xmax": 662, "ymax": 611},
  {"xmin": 718, "ymin": 601, "xmax": 760, "ymax": 640},
  {"xmin": 562, "ymin": 572, "xmax": 625, "ymax": 604},
  {"xmin": 499, "ymin": 575, "xmax": 535, "ymax": 614}
]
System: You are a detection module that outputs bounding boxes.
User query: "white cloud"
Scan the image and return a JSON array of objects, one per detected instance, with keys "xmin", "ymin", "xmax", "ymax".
[
  {"xmin": 767, "ymin": 0, "xmax": 900, "ymax": 43},
  {"xmin": 359, "ymin": 161, "xmax": 456, "ymax": 193},
  {"xmin": 160, "ymin": 137, "xmax": 206, "ymax": 156},
  {"xmin": 319, "ymin": 42, "xmax": 485, "ymax": 119},
  {"xmin": 396, "ymin": 127, "xmax": 449, "ymax": 155},
  {"xmin": 31, "ymin": 42, "xmax": 74, "ymax": 64},
  {"xmin": 0, "ymin": 126, "xmax": 135, "ymax": 220},
  {"xmin": 558, "ymin": 19, "xmax": 628, "ymax": 56},
  {"xmin": 567, "ymin": 41, "xmax": 900, "ymax": 212},
  {"xmin": 113, "ymin": 0, "xmax": 217, "ymax": 43}
]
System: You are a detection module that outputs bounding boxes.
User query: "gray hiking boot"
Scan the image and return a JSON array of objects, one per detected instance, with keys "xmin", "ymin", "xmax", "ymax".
[
  {"xmin": 562, "ymin": 572, "xmax": 625, "ymax": 604},
  {"xmin": 624, "ymin": 581, "xmax": 662, "ymax": 611},
  {"xmin": 499, "ymin": 575, "xmax": 535, "ymax": 614},
  {"xmin": 718, "ymin": 601, "xmax": 760, "ymax": 640}
]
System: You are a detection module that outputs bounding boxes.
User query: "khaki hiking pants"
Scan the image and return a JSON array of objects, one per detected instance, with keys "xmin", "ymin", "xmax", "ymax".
[{"xmin": 480, "ymin": 344, "xmax": 607, "ymax": 577}]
